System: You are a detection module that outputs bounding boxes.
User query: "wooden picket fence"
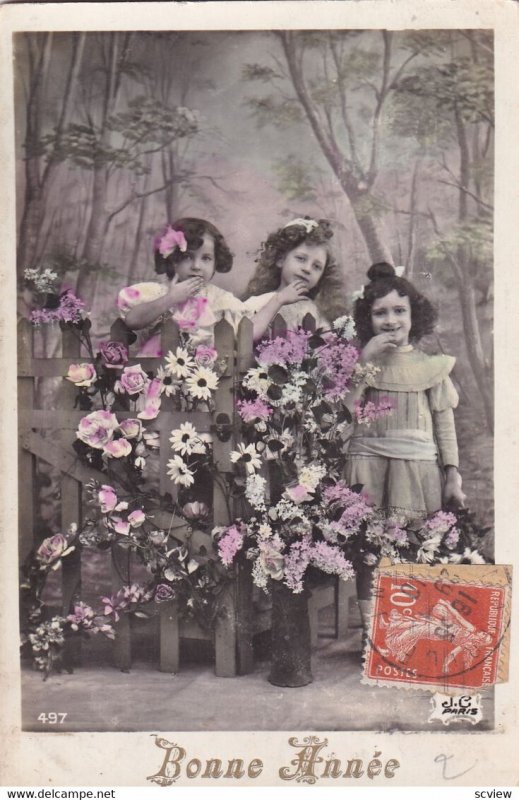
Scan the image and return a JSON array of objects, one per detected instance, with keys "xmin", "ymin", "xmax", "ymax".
[{"xmin": 18, "ymin": 311, "xmax": 354, "ymax": 677}]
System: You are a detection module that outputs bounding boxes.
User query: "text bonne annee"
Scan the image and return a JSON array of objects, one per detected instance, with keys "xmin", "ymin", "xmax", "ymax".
[{"xmin": 148, "ymin": 736, "xmax": 400, "ymax": 785}]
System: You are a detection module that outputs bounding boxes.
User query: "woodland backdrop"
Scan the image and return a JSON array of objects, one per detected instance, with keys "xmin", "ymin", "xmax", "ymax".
[{"xmin": 14, "ymin": 29, "xmax": 494, "ymax": 525}]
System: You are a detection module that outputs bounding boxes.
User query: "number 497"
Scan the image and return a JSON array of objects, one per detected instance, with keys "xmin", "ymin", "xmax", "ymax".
[{"xmin": 38, "ymin": 712, "xmax": 67, "ymax": 724}]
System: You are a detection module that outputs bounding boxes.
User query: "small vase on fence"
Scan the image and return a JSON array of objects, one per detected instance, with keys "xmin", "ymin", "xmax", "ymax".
[{"xmin": 268, "ymin": 580, "xmax": 313, "ymax": 688}]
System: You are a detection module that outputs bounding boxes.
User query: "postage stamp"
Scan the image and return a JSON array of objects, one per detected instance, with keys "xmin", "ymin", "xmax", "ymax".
[{"xmin": 363, "ymin": 563, "xmax": 512, "ymax": 694}]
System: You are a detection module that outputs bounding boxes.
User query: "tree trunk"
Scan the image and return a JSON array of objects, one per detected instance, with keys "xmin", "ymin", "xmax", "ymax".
[
  {"xmin": 76, "ymin": 166, "xmax": 110, "ymax": 303},
  {"xmin": 457, "ymin": 277, "xmax": 493, "ymax": 432},
  {"xmin": 280, "ymin": 31, "xmax": 392, "ymax": 266},
  {"xmin": 17, "ymin": 33, "xmax": 85, "ymax": 271}
]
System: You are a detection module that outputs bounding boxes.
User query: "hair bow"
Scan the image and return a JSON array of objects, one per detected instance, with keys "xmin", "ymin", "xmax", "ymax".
[
  {"xmin": 283, "ymin": 218, "xmax": 319, "ymax": 234},
  {"xmin": 394, "ymin": 265, "xmax": 406, "ymax": 277},
  {"xmin": 154, "ymin": 226, "xmax": 188, "ymax": 258},
  {"xmin": 351, "ymin": 285, "xmax": 365, "ymax": 302}
]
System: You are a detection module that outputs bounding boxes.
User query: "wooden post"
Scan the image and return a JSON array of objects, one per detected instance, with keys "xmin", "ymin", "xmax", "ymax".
[
  {"xmin": 17, "ymin": 319, "xmax": 37, "ymax": 564},
  {"xmin": 110, "ymin": 543, "xmax": 132, "ymax": 671},
  {"xmin": 212, "ymin": 319, "xmax": 238, "ymax": 677},
  {"xmin": 157, "ymin": 318, "xmax": 183, "ymax": 672},
  {"xmin": 234, "ymin": 318, "xmax": 256, "ymax": 675}
]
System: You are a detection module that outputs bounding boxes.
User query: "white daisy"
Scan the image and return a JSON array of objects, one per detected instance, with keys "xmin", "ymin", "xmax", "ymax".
[
  {"xmin": 230, "ymin": 443, "xmax": 262, "ymax": 474},
  {"xmin": 164, "ymin": 347, "xmax": 194, "ymax": 379},
  {"xmin": 243, "ymin": 366, "xmax": 271, "ymax": 397},
  {"xmin": 170, "ymin": 422, "xmax": 206, "ymax": 456},
  {"xmin": 167, "ymin": 456, "xmax": 195, "ymax": 487},
  {"xmin": 185, "ymin": 366, "xmax": 218, "ymax": 401},
  {"xmin": 156, "ymin": 365, "xmax": 180, "ymax": 397}
]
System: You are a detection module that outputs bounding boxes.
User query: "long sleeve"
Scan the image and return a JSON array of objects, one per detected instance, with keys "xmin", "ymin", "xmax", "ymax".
[{"xmin": 428, "ymin": 377, "xmax": 460, "ymax": 468}]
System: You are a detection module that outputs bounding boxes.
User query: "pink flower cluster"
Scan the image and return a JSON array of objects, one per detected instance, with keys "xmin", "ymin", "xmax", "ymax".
[
  {"xmin": 353, "ymin": 397, "xmax": 394, "ymax": 425},
  {"xmin": 217, "ymin": 524, "xmax": 245, "ymax": 566},
  {"xmin": 66, "ymin": 602, "xmax": 114, "ymax": 638},
  {"xmin": 311, "ymin": 541, "xmax": 354, "ymax": 580},
  {"xmin": 101, "ymin": 584, "xmax": 152, "ymax": 621},
  {"xmin": 323, "ymin": 482, "xmax": 373, "ymax": 534},
  {"xmin": 256, "ymin": 330, "xmax": 310, "ymax": 367},
  {"xmin": 30, "ymin": 290, "xmax": 86, "ymax": 325},
  {"xmin": 424, "ymin": 510, "xmax": 458, "ymax": 535},
  {"xmin": 236, "ymin": 398, "xmax": 272, "ymax": 423},
  {"xmin": 76, "ymin": 410, "xmax": 145, "ymax": 459},
  {"xmin": 97, "ymin": 485, "xmax": 146, "ymax": 536},
  {"xmin": 316, "ymin": 341, "xmax": 360, "ymax": 400},
  {"xmin": 283, "ymin": 538, "xmax": 313, "ymax": 593}
]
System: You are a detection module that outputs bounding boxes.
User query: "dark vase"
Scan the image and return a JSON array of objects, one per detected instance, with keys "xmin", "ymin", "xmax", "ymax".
[{"xmin": 268, "ymin": 580, "xmax": 313, "ymax": 687}]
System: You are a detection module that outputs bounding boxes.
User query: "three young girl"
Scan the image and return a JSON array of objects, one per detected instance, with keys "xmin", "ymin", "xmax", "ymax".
[{"xmin": 119, "ymin": 218, "xmax": 466, "ymax": 628}]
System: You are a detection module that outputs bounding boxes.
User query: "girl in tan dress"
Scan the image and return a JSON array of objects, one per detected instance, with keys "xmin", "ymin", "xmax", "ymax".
[{"xmin": 345, "ymin": 262, "xmax": 466, "ymax": 625}]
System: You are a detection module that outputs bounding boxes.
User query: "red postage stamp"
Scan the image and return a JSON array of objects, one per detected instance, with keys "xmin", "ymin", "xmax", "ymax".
[{"xmin": 363, "ymin": 563, "xmax": 512, "ymax": 693}]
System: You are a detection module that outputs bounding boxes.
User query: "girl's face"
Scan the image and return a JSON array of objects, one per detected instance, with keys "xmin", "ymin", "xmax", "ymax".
[
  {"xmin": 277, "ymin": 242, "xmax": 328, "ymax": 292},
  {"xmin": 370, "ymin": 289, "xmax": 412, "ymax": 346},
  {"xmin": 174, "ymin": 233, "xmax": 216, "ymax": 283}
]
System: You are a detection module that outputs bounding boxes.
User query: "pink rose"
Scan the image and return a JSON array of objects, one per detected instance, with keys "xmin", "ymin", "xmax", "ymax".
[
  {"xmin": 66, "ymin": 363, "xmax": 97, "ymax": 387},
  {"xmin": 99, "ymin": 340, "xmax": 128, "ymax": 369},
  {"xmin": 119, "ymin": 418, "xmax": 142, "ymax": 440},
  {"xmin": 98, "ymin": 485, "xmax": 118, "ymax": 514},
  {"xmin": 286, "ymin": 484, "xmax": 314, "ymax": 504},
  {"xmin": 36, "ymin": 534, "xmax": 72, "ymax": 566},
  {"xmin": 137, "ymin": 378, "xmax": 162, "ymax": 420},
  {"xmin": 154, "ymin": 584, "xmax": 176, "ymax": 603},
  {"xmin": 259, "ymin": 542, "xmax": 284, "ymax": 580},
  {"xmin": 103, "ymin": 438, "xmax": 132, "ymax": 458},
  {"xmin": 182, "ymin": 501, "xmax": 209, "ymax": 521},
  {"xmin": 76, "ymin": 410, "xmax": 119, "ymax": 449},
  {"xmin": 195, "ymin": 345, "xmax": 218, "ymax": 366},
  {"xmin": 116, "ymin": 364, "xmax": 149, "ymax": 396},
  {"xmin": 128, "ymin": 509, "xmax": 146, "ymax": 528},
  {"xmin": 111, "ymin": 517, "xmax": 130, "ymax": 536}
]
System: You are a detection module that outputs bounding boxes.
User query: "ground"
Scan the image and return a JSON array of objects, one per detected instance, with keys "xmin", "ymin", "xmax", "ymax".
[{"xmin": 21, "ymin": 606, "xmax": 494, "ymax": 733}]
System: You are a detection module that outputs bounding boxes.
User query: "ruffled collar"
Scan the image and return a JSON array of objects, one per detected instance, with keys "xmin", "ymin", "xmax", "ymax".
[{"xmin": 367, "ymin": 348, "xmax": 456, "ymax": 391}]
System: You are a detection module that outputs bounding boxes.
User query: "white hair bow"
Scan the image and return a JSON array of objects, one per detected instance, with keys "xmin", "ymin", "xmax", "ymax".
[
  {"xmin": 284, "ymin": 218, "xmax": 319, "ymax": 233},
  {"xmin": 395, "ymin": 265, "xmax": 406, "ymax": 277}
]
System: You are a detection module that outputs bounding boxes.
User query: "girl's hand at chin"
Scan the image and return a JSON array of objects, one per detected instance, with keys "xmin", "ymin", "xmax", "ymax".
[
  {"xmin": 277, "ymin": 279, "xmax": 309, "ymax": 305},
  {"xmin": 168, "ymin": 276, "xmax": 204, "ymax": 304},
  {"xmin": 360, "ymin": 333, "xmax": 398, "ymax": 363}
]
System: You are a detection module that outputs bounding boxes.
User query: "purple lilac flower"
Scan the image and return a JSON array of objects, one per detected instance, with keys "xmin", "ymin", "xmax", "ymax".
[
  {"xmin": 256, "ymin": 330, "xmax": 310, "ymax": 367},
  {"xmin": 236, "ymin": 398, "xmax": 273, "ymax": 423},
  {"xmin": 217, "ymin": 524, "xmax": 245, "ymax": 566},
  {"xmin": 354, "ymin": 397, "xmax": 394, "ymax": 424},
  {"xmin": 311, "ymin": 541, "xmax": 355, "ymax": 580},
  {"xmin": 283, "ymin": 538, "xmax": 313, "ymax": 593}
]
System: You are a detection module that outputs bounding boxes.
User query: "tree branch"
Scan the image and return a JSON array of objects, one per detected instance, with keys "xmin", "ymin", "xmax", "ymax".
[
  {"xmin": 426, "ymin": 208, "xmax": 464, "ymax": 284},
  {"xmin": 435, "ymin": 178, "xmax": 493, "ymax": 212},
  {"xmin": 329, "ymin": 35, "xmax": 362, "ymax": 175}
]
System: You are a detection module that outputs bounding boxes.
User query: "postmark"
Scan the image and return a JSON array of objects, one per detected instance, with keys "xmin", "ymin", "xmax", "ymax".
[{"xmin": 362, "ymin": 563, "xmax": 512, "ymax": 693}]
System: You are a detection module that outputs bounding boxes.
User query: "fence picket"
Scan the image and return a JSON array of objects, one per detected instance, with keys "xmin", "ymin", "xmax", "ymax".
[
  {"xmin": 18, "ymin": 319, "xmax": 36, "ymax": 564},
  {"xmin": 18, "ymin": 310, "xmax": 350, "ymax": 677}
]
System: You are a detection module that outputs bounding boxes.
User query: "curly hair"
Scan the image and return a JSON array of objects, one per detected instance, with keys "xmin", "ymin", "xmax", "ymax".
[
  {"xmin": 154, "ymin": 217, "xmax": 233, "ymax": 279},
  {"xmin": 354, "ymin": 262, "xmax": 438, "ymax": 345},
  {"xmin": 243, "ymin": 217, "xmax": 347, "ymax": 321}
]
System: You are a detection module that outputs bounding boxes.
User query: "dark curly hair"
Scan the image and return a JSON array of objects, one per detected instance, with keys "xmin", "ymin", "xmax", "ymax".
[
  {"xmin": 154, "ymin": 217, "xmax": 233, "ymax": 280},
  {"xmin": 243, "ymin": 217, "xmax": 347, "ymax": 321},
  {"xmin": 354, "ymin": 262, "xmax": 438, "ymax": 345}
]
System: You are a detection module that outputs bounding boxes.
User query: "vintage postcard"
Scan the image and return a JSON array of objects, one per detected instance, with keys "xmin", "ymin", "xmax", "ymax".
[{"xmin": 1, "ymin": 0, "xmax": 518, "ymax": 789}]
